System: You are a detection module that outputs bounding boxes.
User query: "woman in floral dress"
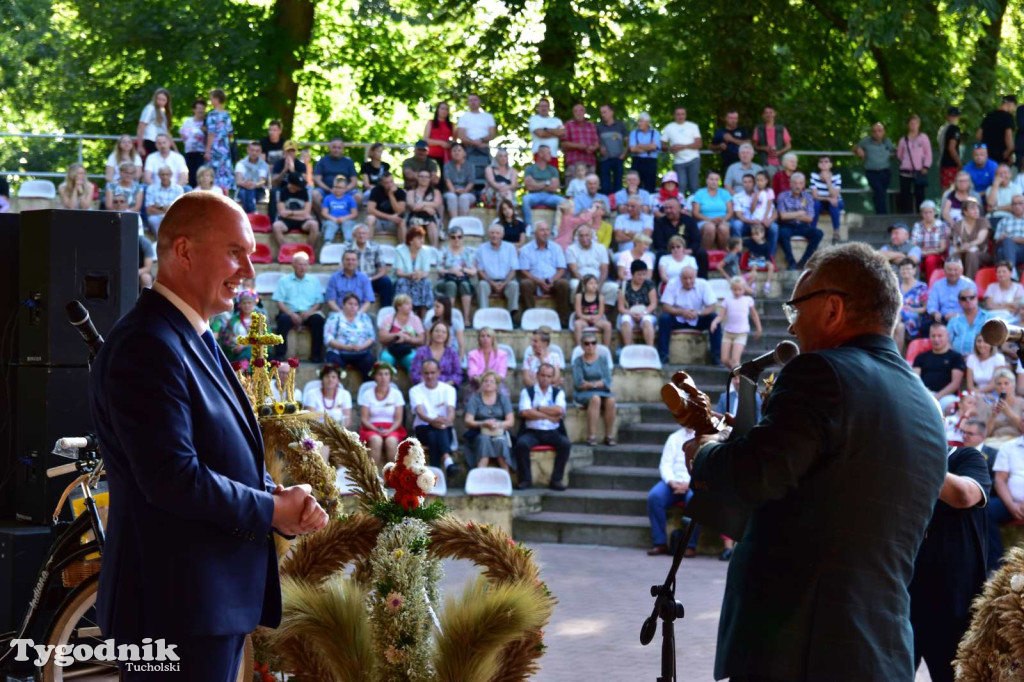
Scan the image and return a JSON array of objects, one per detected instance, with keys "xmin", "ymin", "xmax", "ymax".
[{"xmin": 204, "ymin": 88, "xmax": 235, "ymax": 192}]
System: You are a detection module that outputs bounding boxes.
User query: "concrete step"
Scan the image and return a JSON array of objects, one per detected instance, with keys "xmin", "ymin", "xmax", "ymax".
[
  {"xmin": 512, "ymin": 511, "xmax": 650, "ymax": 547},
  {"xmin": 618, "ymin": 422, "xmax": 680, "ymax": 445},
  {"xmin": 541, "ymin": 488, "xmax": 649, "ymax": 516},
  {"xmin": 591, "ymin": 444, "xmax": 663, "ymax": 468},
  {"xmin": 570, "ymin": 465, "xmax": 659, "ymax": 491}
]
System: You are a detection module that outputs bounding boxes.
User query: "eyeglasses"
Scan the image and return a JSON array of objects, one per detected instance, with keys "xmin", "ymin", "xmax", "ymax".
[
  {"xmin": 450, "ymin": 234, "xmax": 463, "ymax": 240},
  {"xmin": 959, "ymin": 295, "xmax": 977, "ymax": 301},
  {"xmin": 582, "ymin": 341, "xmax": 597, "ymax": 346},
  {"xmin": 974, "ymin": 143, "xmax": 988, "ymax": 149},
  {"xmin": 782, "ymin": 289, "xmax": 848, "ymax": 325}
]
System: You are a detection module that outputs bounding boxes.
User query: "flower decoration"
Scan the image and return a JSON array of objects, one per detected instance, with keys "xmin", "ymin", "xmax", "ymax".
[
  {"xmin": 288, "ymin": 357, "xmax": 300, "ymax": 368},
  {"xmin": 385, "ymin": 592, "xmax": 404, "ymax": 612},
  {"xmin": 270, "ymin": 360, "xmax": 281, "ymax": 368},
  {"xmin": 1012, "ymin": 573, "xmax": 1024, "ymax": 593},
  {"xmin": 254, "ymin": 358, "xmax": 266, "ymax": 368},
  {"xmin": 301, "ymin": 438, "xmax": 317, "ymax": 452},
  {"xmin": 273, "ymin": 402, "xmax": 286, "ymax": 415},
  {"xmin": 383, "ymin": 646, "xmax": 404, "ymax": 664}
]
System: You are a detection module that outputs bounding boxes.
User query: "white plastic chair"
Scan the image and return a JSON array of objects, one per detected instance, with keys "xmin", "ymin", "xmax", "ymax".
[
  {"xmin": 320, "ymin": 243, "xmax": 346, "ymax": 264},
  {"xmin": 619, "ymin": 345, "xmax": 663, "ymax": 370},
  {"xmin": 498, "ymin": 344, "xmax": 517, "ymax": 369},
  {"xmin": 254, "ymin": 271, "xmax": 283, "ymax": 295},
  {"xmin": 521, "ymin": 308, "xmax": 562, "ymax": 331},
  {"xmin": 335, "ymin": 467, "xmax": 357, "ymax": 496},
  {"xmin": 465, "ymin": 468, "xmax": 513, "ymax": 496},
  {"xmin": 376, "ymin": 306, "xmax": 396, "ymax": 328},
  {"xmin": 17, "ymin": 179, "xmax": 56, "ymax": 199},
  {"xmin": 570, "ymin": 344, "xmax": 613, "ymax": 366},
  {"xmin": 314, "ymin": 272, "xmax": 331, "ymax": 291},
  {"xmin": 424, "ymin": 308, "xmax": 465, "ymax": 329},
  {"xmin": 379, "ymin": 244, "xmax": 398, "ymax": 267},
  {"xmin": 709, "ymin": 278, "xmax": 731, "ymax": 301},
  {"xmin": 448, "ymin": 216, "xmax": 484, "ymax": 237},
  {"xmin": 473, "ymin": 308, "xmax": 514, "ymax": 332},
  {"xmin": 427, "ymin": 465, "xmax": 447, "ymax": 497}
]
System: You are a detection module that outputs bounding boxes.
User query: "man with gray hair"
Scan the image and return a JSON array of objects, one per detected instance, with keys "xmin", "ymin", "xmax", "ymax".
[
  {"xmin": 685, "ymin": 242, "xmax": 947, "ymax": 681},
  {"xmin": 519, "ymin": 221, "xmax": 571, "ymax": 327},
  {"xmin": 475, "ymin": 222, "xmax": 521, "ymax": 318},
  {"xmin": 567, "ymin": 225, "xmax": 617, "ymax": 304},
  {"xmin": 994, "ymin": 194, "xmax": 1024, "ymax": 267},
  {"xmin": 879, "ymin": 222, "xmax": 922, "ymax": 269},
  {"xmin": 657, "ymin": 265, "xmax": 720, "ymax": 365},
  {"xmin": 723, "ymin": 143, "xmax": 763, "ymax": 194},
  {"xmin": 776, "ymin": 172, "xmax": 823, "ymax": 269},
  {"xmin": 573, "ymin": 173, "xmax": 608, "ymax": 214}
]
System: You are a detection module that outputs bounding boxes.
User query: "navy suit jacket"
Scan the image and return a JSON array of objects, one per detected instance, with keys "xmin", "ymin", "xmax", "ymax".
[
  {"xmin": 693, "ymin": 334, "xmax": 947, "ymax": 681},
  {"xmin": 90, "ymin": 288, "xmax": 280, "ymax": 638}
]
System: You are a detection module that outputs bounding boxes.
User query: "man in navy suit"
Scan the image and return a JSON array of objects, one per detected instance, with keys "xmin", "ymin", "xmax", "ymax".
[
  {"xmin": 90, "ymin": 192, "xmax": 328, "ymax": 680},
  {"xmin": 685, "ymin": 243, "xmax": 947, "ymax": 681}
]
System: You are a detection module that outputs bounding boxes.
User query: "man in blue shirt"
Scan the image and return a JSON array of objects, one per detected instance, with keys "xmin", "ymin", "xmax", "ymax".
[
  {"xmin": 964, "ymin": 144, "xmax": 999, "ymax": 199},
  {"xmin": 927, "ymin": 258, "xmax": 975, "ymax": 327},
  {"xmin": 273, "ymin": 251, "xmax": 326, "ymax": 361},
  {"xmin": 313, "ymin": 137, "xmax": 360, "ymax": 212},
  {"xmin": 326, "ymin": 250, "xmax": 374, "ymax": 314},
  {"xmin": 474, "ymin": 223, "xmax": 521, "ymax": 317},
  {"xmin": 573, "ymin": 173, "xmax": 609, "ymax": 214},
  {"xmin": 519, "ymin": 221, "xmax": 571, "ymax": 326},
  {"xmin": 947, "ymin": 285, "xmax": 991, "ymax": 355}
]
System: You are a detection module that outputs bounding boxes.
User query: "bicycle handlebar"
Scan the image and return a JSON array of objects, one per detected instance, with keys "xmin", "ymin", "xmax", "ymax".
[
  {"xmin": 56, "ymin": 437, "xmax": 91, "ymax": 450},
  {"xmin": 46, "ymin": 463, "xmax": 78, "ymax": 479}
]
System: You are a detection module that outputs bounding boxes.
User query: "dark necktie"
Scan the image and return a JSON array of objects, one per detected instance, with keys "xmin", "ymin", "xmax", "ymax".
[{"xmin": 201, "ymin": 329, "xmax": 221, "ymax": 363}]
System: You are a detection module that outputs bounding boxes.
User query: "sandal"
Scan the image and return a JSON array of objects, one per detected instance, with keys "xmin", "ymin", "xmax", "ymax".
[
  {"xmin": 604, "ymin": 437, "xmax": 617, "ymax": 446},
  {"xmin": 586, "ymin": 437, "xmax": 598, "ymax": 446}
]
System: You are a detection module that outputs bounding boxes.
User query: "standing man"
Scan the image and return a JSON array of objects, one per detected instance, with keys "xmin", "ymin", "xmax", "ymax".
[
  {"xmin": 661, "ymin": 107, "xmax": 703, "ymax": 195},
  {"xmin": 528, "ymin": 97, "xmax": 565, "ymax": 170},
  {"xmin": 562, "ymin": 103, "xmax": 600, "ymax": 173},
  {"xmin": 597, "ymin": 103, "xmax": 629, "ymax": 195},
  {"xmin": 752, "ymin": 105, "xmax": 792, "ymax": 178},
  {"xmin": 89, "ymin": 193, "xmax": 327, "ymax": 680},
  {"xmin": 977, "ymin": 95, "xmax": 1017, "ymax": 165},
  {"xmin": 272, "ymin": 251, "xmax": 326, "ymax": 362},
  {"xmin": 456, "ymin": 93, "xmax": 497, "ymax": 177},
  {"xmin": 710, "ymin": 110, "xmax": 749, "ymax": 174},
  {"xmin": 938, "ymin": 106, "xmax": 963, "ymax": 190},
  {"xmin": 854, "ymin": 123, "xmax": 897, "ymax": 215},
  {"xmin": 685, "ymin": 242, "xmax": 947, "ymax": 682}
]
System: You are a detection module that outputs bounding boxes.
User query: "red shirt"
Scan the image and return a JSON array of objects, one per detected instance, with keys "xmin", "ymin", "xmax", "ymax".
[
  {"xmin": 426, "ymin": 120, "xmax": 453, "ymax": 164},
  {"xmin": 564, "ymin": 119, "xmax": 599, "ymax": 168}
]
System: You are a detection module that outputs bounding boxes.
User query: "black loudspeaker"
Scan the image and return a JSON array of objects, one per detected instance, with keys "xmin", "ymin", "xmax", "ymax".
[
  {"xmin": 0, "ymin": 214, "xmax": 18, "ymax": 520},
  {"xmin": 0, "ymin": 522, "xmax": 53, "ymax": 633},
  {"xmin": 18, "ymin": 209, "xmax": 136, "ymax": 366}
]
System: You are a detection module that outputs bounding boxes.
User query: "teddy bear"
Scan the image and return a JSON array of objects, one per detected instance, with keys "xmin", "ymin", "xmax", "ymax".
[{"xmin": 382, "ymin": 438, "xmax": 437, "ymax": 510}]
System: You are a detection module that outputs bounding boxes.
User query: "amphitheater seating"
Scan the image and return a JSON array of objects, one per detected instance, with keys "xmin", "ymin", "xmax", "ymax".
[
  {"xmin": 499, "ymin": 343, "xmax": 518, "ymax": 368},
  {"xmin": 521, "ymin": 308, "xmax": 562, "ymax": 331},
  {"xmin": 465, "ymin": 468, "xmax": 513, "ymax": 496},
  {"xmin": 254, "ymin": 271, "xmax": 283, "ymax": 295},
  {"xmin": 473, "ymin": 308, "xmax": 514, "ymax": 331},
  {"xmin": 974, "ymin": 267, "xmax": 997, "ymax": 297},
  {"xmin": 250, "ymin": 243, "xmax": 273, "ymax": 264},
  {"xmin": 18, "ymin": 179, "xmax": 56, "ymax": 199},
  {"xmin": 335, "ymin": 467, "xmax": 357, "ymax": 496},
  {"xmin": 248, "ymin": 213, "xmax": 271, "ymax": 233},
  {"xmin": 376, "ymin": 306, "xmax": 395, "ymax": 327},
  {"xmin": 449, "ymin": 215, "xmax": 484, "ymax": 237},
  {"xmin": 379, "ymin": 244, "xmax": 398, "ymax": 267},
  {"xmin": 570, "ymin": 344, "xmax": 613, "ymax": 366},
  {"xmin": 320, "ymin": 243, "xmax": 345, "ymax": 264},
  {"xmin": 707, "ymin": 249, "xmax": 727, "ymax": 271},
  {"xmin": 619, "ymin": 344, "xmax": 662, "ymax": 370},
  {"xmin": 278, "ymin": 243, "xmax": 315, "ymax": 263},
  {"xmin": 928, "ymin": 269, "xmax": 945, "ymax": 287},
  {"xmin": 303, "ymin": 380, "xmax": 322, "ymax": 399},
  {"xmin": 905, "ymin": 338, "xmax": 932, "ymax": 364},
  {"xmin": 428, "ymin": 466, "xmax": 447, "ymax": 496},
  {"xmin": 313, "ymin": 272, "xmax": 331, "ymax": 291}
]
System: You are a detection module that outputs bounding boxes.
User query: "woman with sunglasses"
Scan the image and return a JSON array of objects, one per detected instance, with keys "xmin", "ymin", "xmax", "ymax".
[
  {"xmin": 572, "ymin": 332, "xmax": 616, "ymax": 446},
  {"xmin": 436, "ymin": 227, "xmax": 476, "ymax": 322}
]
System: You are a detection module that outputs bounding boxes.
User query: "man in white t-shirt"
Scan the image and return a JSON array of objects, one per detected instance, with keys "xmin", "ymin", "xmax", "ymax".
[
  {"xmin": 514, "ymin": 363, "xmax": 571, "ymax": 491},
  {"xmin": 528, "ymin": 97, "xmax": 566, "ymax": 169},
  {"xmin": 143, "ymin": 133, "xmax": 189, "ymax": 186},
  {"xmin": 410, "ymin": 359, "xmax": 458, "ymax": 477},
  {"xmin": 456, "ymin": 93, "xmax": 497, "ymax": 169},
  {"xmin": 989, "ymin": 435, "xmax": 1024, "ymax": 569},
  {"xmin": 661, "ymin": 108, "xmax": 703, "ymax": 195}
]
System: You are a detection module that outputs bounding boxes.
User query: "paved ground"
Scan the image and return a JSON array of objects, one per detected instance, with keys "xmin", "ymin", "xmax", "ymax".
[{"xmin": 442, "ymin": 543, "xmax": 936, "ymax": 681}]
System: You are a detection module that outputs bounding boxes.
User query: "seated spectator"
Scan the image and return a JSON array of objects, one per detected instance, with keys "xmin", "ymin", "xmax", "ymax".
[
  {"xmin": 106, "ymin": 162, "xmax": 144, "ymax": 212},
  {"xmin": 481, "ymin": 148, "xmax": 519, "ymax": 208},
  {"xmin": 321, "ymin": 176, "xmax": 359, "ymax": 243},
  {"xmin": 567, "ymin": 225, "xmax": 617, "ymax": 306},
  {"xmin": 987, "ymin": 432, "xmax": 1024, "ymax": 570},
  {"xmin": 983, "ymin": 260, "xmax": 1023, "ymax": 322},
  {"xmin": 347, "ymin": 224, "xmax": 394, "ymax": 307},
  {"xmin": 723, "ymin": 143, "xmax": 763, "ymax": 194},
  {"xmin": 326, "ymin": 250, "xmax": 374, "ymax": 314},
  {"xmin": 58, "ymin": 163, "xmax": 96, "ymax": 210},
  {"xmin": 692, "ymin": 171, "xmax": 735, "ymax": 251},
  {"xmin": 771, "ymin": 152, "xmax": 798, "ymax": 196},
  {"xmin": 467, "ymin": 327, "xmax": 510, "ymax": 394},
  {"xmin": 401, "ymin": 139, "xmax": 440, "ymax": 189},
  {"xmin": 618, "ymin": 260, "xmax": 658, "ymax": 347},
  {"xmin": 493, "ymin": 198, "xmax": 528, "ymax": 247},
  {"xmin": 443, "ymin": 143, "xmax": 477, "ymax": 219},
  {"xmin": 927, "ymin": 259, "xmax": 975, "ymax": 325},
  {"xmin": 365, "ymin": 173, "xmax": 407, "ymax": 241},
  {"xmin": 657, "ymin": 266, "xmax": 721, "ymax": 366},
  {"xmin": 358, "ymin": 362, "xmax": 406, "ymax": 466},
  {"xmin": 743, "ymin": 170, "xmax": 779, "ymax": 256},
  {"xmin": 949, "ymin": 197, "xmax": 991, "ymax": 279},
  {"xmin": 658, "ymin": 235, "xmax": 698, "ymax": 284},
  {"xmin": 913, "ymin": 323, "xmax": 965, "ymax": 411},
  {"xmin": 137, "ymin": 226, "xmax": 154, "ymax": 290},
  {"xmin": 651, "ymin": 171, "xmax": 681, "ymax": 218},
  {"xmin": 615, "ymin": 231, "xmax": 653, "ymax": 280},
  {"xmin": 272, "ymin": 251, "xmax": 325, "ymax": 361},
  {"xmin": 646, "ymin": 426, "xmax": 698, "ymax": 556},
  {"xmin": 573, "ymin": 274, "xmax": 613, "ymax": 347},
  {"xmin": 144, "ymin": 167, "xmax": 184, "ymax": 234},
  {"xmin": 323, "ymin": 293, "xmax": 376, "ymax": 380},
  {"xmin": 360, "ymin": 142, "xmax": 391, "ymax": 194},
  {"xmin": 573, "ymin": 332, "xmax": 617, "ymax": 446},
  {"xmin": 964, "ymin": 143, "xmax": 998, "ymax": 199},
  {"xmin": 948, "ymin": 285, "xmax": 991, "ymax": 355},
  {"xmin": 234, "ymin": 141, "xmax": 269, "ymax": 213},
  {"xmin": 572, "ymin": 173, "xmax": 609, "ymax": 214},
  {"xmin": 614, "ymin": 195, "xmax": 654, "ymax": 253},
  {"xmin": 410, "ymin": 358, "xmax": 458, "ymax": 476},
  {"xmin": 464, "ymin": 371, "xmax": 515, "ymax": 470},
  {"xmin": 519, "ymin": 221, "xmax": 572, "ymax": 327},
  {"xmin": 730, "ymin": 172, "xmax": 758, "ymax": 239},
  {"xmin": 217, "ymin": 291, "xmax": 258, "ymax": 362},
  {"xmin": 270, "ymin": 139, "xmax": 305, "ymax": 190},
  {"xmin": 272, "ymin": 172, "xmax": 319, "ymax": 247},
  {"xmin": 105, "ymin": 134, "xmax": 143, "ymax": 184},
  {"xmin": 394, "ymin": 225, "xmax": 434, "ymax": 316},
  {"xmin": 475, "ymin": 223, "xmax": 521, "ymax": 319},
  {"xmin": 987, "ymin": 369, "xmax": 1024, "ymax": 441},
  {"xmin": 565, "ymin": 161, "xmax": 589, "ymax": 198},
  {"xmin": 653, "ymin": 197, "xmax": 706, "ymax": 278},
  {"xmin": 966, "ymin": 334, "xmax": 1006, "ymax": 394},
  {"xmin": 514, "ymin": 362, "xmax": 571, "ymax": 490},
  {"xmin": 710, "ymin": 277, "xmax": 762, "ymax": 369},
  {"xmin": 987, "ymin": 163, "xmax": 1015, "ymax": 225},
  {"xmin": 941, "ymin": 171, "xmax": 981, "ymax": 224},
  {"xmin": 377, "ymin": 293, "xmax": 425, "ymax": 371},
  {"xmin": 894, "ymin": 258, "xmax": 928, "ymax": 352},
  {"xmin": 303, "ymin": 364, "xmax": 353, "ymax": 427},
  {"xmin": 521, "ymin": 146, "xmax": 562, "ymax": 228},
  {"xmin": 715, "ymin": 372, "xmax": 764, "ymax": 418},
  {"xmin": 424, "ymin": 295, "xmax": 465, "ymax": 358},
  {"xmin": 775, "ymin": 172, "xmax": 823, "ymax": 270},
  {"xmin": 437, "ymin": 225, "xmax": 476, "ymax": 320},
  {"xmin": 522, "ymin": 327, "xmax": 564, "ymax": 388},
  {"xmin": 879, "ymin": 222, "xmax": 922, "ymax": 270},
  {"xmin": 994, "ymin": 195, "xmax": 1024, "ymax": 270},
  {"xmin": 614, "ymin": 170, "xmax": 652, "ymax": 214},
  {"xmin": 810, "ymin": 155, "xmax": 843, "ymax": 232},
  {"xmin": 143, "ymin": 133, "xmax": 189, "ymax": 186},
  {"xmin": 312, "ymin": 137, "xmax": 360, "ymax": 212},
  {"xmin": 194, "ymin": 166, "xmax": 226, "ymax": 195},
  {"xmin": 914, "ymin": 200, "xmax": 951, "ymax": 281},
  {"xmin": 743, "ymin": 224, "xmax": 777, "ymax": 297},
  {"xmin": 628, "ymin": 113, "xmax": 661, "ymax": 192},
  {"xmin": 410, "ymin": 321, "xmax": 462, "ymax": 387},
  {"xmin": 407, "ymin": 168, "xmax": 443, "ymax": 246}
]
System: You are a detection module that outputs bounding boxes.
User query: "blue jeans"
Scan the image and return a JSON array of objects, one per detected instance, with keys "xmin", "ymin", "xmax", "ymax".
[
  {"xmin": 656, "ymin": 312, "xmax": 721, "ymax": 365},
  {"xmin": 323, "ymin": 219, "xmax": 358, "ymax": 243},
  {"xmin": 599, "ymin": 157, "xmax": 624, "ymax": 195},
  {"xmin": 987, "ymin": 494, "xmax": 1014, "ymax": 571},
  {"xmin": 812, "ymin": 198, "xmax": 844, "ymax": 230},
  {"xmin": 647, "ymin": 481, "xmax": 698, "ymax": 547},
  {"xmin": 778, "ymin": 220, "xmax": 824, "ymax": 269},
  {"xmin": 728, "ymin": 218, "xmax": 745, "ymax": 238},
  {"xmin": 865, "ymin": 169, "xmax": 891, "ymax": 215},
  {"xmin": 236, "ymin": 187, "xmax": 265, "ymax": 214},
  {"xmin": 522, "ymin": 192, "xmax": 563, "ymax": 228},
  {"xmin": 373, "ymin": 276, "xmax": 394, "ymax": 307},
  {"xmin": 998, "ymin": 238, "xmax": 1024, "ymax": 266},
  {"xmin": 325, "ymin": 348, "xmax": 375, "ymax": 379}
]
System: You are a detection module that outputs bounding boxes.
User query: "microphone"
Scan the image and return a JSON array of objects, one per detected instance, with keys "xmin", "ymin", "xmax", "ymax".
[
  {"xmin": 981, "ymin": 318, "xmax": 1024, "ymax": 346},
  {"xmin": 65, "ymin": 300, "xmax": 104, "ymax": 357},
  {"xmin": 735, "ymin": 340, "xmax": 799, "ymax": 379}
]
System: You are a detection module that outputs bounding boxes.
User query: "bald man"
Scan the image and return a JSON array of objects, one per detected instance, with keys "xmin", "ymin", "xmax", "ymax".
[{"xmin": 89, "ymin": 192, "xmax": 328, "ymax": 680}]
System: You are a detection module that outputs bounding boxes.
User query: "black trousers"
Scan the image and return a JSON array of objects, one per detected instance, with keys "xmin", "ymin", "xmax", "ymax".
[
  {"xmin": 514, "ymin": 428, "xmax": 571, "ymax": 485},
  {"xmin": 414, "ymin": 425, "xmax": 452, "ymax": 467},
  {"xmin": 898, "ymin": 173, "xmax": 927, "ymax": 214},
  {"xmin": 373, "ymin": 275, "xmax": 394, "ymax": 307},
  {"xmin": 184, "ymin": 151, "xmax": 206, "ymax": 188},
  {"xmin": 119, "ymin": 633, "xmax": 245, "ymax": 681},
  {"xmin": 912, "ymin": 614, "xmax": 968, "ymax": 682},
  {"xmin": 275, "ymin": 312, "xmax": 325, "ymax": 360}
]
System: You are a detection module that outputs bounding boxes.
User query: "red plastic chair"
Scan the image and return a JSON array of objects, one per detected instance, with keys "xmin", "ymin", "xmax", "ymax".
[
  {"xmin": 974, "ymin": 267, "xmax": 998, "ymax": 299},
  {"xmin": 248, "ymin": 213, "xmax": 271, "ymax": 233},
  {"xmin": 707, "ymin": 250, "xmax": 727, "ymax": 271},
  {"xmin": 250, "ymin": 243, "xmax": 273, "ymax": 264},
  {"xmin": 740, "ymin": 251, "xmax": 775, "ymax": 272},
  {"xmin": 928, "ymin": 268, "xmax": 945, "ymax": 288},
  {"xmin": 278, "ymin": 243, "xmax": 315, "ymax": 264},
  {"xmin": 905, "ymin": 338, "xmax": 932, "ymax": 365}
]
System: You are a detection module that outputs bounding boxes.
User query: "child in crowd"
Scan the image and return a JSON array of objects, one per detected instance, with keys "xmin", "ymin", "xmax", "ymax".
[
  {"xmin": 565, "ymin": 162, "xmax": 589, "ymax": 198},
  {"xmin": 321, "ymin": 175, "xmax": 359, "ymax": 242},
  {"xmin": 716, "ymin": 238, "xmax": 754, "ymax": 295},
  {"xmin": 710, "ymin": 276, "xmax": 762, "ymax": 369},
  {"xmin": 744, "ymin": 223, "xmax": 777, "ymax": 296},
  {"xmin": 573, "ymin": 274, "xmax": 613, "ymax": 347}
]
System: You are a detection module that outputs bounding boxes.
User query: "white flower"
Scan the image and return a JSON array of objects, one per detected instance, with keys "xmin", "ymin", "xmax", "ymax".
[{"xmin": 1010, "ymin": 573, "xmax": 1024, "ymax": 593}]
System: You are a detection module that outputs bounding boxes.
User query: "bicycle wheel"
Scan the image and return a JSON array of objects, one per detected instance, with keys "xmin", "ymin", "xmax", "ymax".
[{"xmin": 40, "ymin": 573, "xmax": 119, "ymax": 682}]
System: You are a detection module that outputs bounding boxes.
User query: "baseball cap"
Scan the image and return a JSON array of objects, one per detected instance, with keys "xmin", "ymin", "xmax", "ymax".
[
  {"xmin": 414, "ymin": 139, "xmax": 429, "ymax": 149},
  {"xmin": 947, "ymin": 106, "xmax": 961, "ymax": 116},
  {"xmin": 660, "ymin": 171, "xmax": 679, "ymax": 185},
  {"xmin": 283, "ymin": 140, "xmax": 298, "ymax": 152}
]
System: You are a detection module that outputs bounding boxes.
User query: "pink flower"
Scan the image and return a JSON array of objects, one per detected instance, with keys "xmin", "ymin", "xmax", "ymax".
[{"xmin": 385, "ymin": 591, "xmax": 403, "ymax": 612}]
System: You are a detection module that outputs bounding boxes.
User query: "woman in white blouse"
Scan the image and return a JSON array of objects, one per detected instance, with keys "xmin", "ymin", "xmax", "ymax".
[
  {"xmin": 303, "ymin": 365, "xmax": 353, "ymax": 427},
  {"xmin": 357, "ymin": 362, "xmax": 406, "ymax": 466},
  {"xmin": 965, "ymin": 334, "xmax": 1006, "ymax": 394},
  {"xmin": 983, "ymin": 261, "xmax": 1023, "ymax": 322}
]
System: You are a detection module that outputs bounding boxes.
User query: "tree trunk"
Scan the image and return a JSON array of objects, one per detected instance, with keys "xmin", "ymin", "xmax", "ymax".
[
  {"xmin": 963, "ymin": 0, "xmax": 1009, "ymax": 123},
  {"xmin": 265, "ymin": 0, "xmax": 318, "ymax": 137},
  {"xmin": 537, "ymin": 0, "xmax": 579, "ymax": 121}
]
